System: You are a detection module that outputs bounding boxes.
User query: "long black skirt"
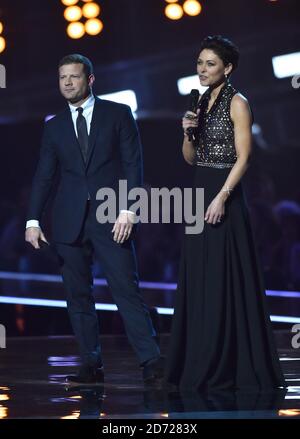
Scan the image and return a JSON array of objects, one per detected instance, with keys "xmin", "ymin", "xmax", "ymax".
[{"xmin": 164, "ymin": 166, "xmax": 285, "ymax": 391}]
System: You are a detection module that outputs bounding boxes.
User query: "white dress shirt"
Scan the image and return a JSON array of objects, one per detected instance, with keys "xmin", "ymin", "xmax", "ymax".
[
  {"xmin": 69, "ymin": 93, "xmax": 95, "ymax": 136},
  {"xmin": 26, "ymin": 94, "xmax": 134, "ymax": 229}
]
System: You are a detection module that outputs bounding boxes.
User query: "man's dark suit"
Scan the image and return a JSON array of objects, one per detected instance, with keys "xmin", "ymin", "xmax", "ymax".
[{"xmin": 27, "ymin": 96, "xmax": 160, "ymax": 367}]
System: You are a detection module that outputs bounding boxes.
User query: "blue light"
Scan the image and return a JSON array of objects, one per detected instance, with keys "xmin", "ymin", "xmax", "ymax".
[
  {"xmin": 0, "ymin": 296, "xmax": 117, "ymax": 311},
  {"xmin": 270, "ymin": 315, "xmax": 300, "ymax": 324},
  {"xmin": 3, "ymin": 271, "xmax": 300, "ymax": 296},
  {"xmin": 266, "ymin": 290, "xmax": 300, "ymax": 298},
  {"xmin": 1, "ymin": 295, "xmax": 300, "ymax": 322},
  {"xmin": 1, "ymin": 271, "xmax": 300, "ymax": 322},
  {"xmin": 0, "ymin": 271, "xmax": 177, "ymax": 290}
]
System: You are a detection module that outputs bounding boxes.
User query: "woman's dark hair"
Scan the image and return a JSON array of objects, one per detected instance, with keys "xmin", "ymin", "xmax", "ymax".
[
  {"xmin": 199, "ymin": 35, "xmax": 240, "ymax": 73},
  {"xmin": 58, "ymin": 54, "xmax": 94, "ymax": 78}
]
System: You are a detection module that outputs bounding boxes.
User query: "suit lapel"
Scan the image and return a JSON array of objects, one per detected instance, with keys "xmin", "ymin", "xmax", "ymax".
[{"xmin": 85, "ymin": 97, "xmax": 104, "ymax": 169}]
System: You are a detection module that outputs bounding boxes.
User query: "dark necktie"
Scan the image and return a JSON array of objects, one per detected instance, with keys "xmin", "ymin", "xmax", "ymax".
[{"xmin": 76, "ymin": 107, "xmax": 89, "ymax": 163}]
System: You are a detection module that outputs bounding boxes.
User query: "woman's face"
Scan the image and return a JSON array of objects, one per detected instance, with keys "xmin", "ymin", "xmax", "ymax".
[{"xmin": 197, "ymin": 48, "xmax": 232, "ymax": 87}]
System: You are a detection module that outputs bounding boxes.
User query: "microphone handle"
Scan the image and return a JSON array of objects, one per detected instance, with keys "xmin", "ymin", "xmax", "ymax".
[
  {"xmin": 186, "ymin": 92, "xmax": 206, "ymax": 141},
  {"xmin": 187, "ymin": 127, "xmax": 194, "ymax": 142}
]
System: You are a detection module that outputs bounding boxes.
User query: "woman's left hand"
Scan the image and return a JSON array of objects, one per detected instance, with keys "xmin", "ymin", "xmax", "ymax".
[{"xmin": 204, "ymin": 194, "xmax": 226, "ymax": 224}]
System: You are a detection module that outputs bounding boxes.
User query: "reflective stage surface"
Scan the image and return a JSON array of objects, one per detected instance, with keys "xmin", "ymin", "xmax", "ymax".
[{"xmin": 0, "ymin": 334, "xmax": 300, "ymax": 419}]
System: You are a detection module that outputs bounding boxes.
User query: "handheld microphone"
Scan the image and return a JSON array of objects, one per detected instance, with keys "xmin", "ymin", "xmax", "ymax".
[{"xmin": 186, "ymin": 89, "xmax": 200, "ymax": 141}]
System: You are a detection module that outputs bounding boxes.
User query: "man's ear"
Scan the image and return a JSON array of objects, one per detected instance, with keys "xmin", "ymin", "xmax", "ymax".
[{"xmin": 88, "ymin": 74, "xmax": 95, "ymax": 87}]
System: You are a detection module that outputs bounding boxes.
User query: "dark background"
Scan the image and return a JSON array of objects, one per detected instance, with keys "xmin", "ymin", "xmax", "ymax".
[{"xmin": 0, "ymin": 1, "xmax": 300, "ymax": 335}]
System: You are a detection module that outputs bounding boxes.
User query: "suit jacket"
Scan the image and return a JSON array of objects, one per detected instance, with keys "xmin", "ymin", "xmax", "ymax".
[{"xmin": 27, "ymin": 97, "xmax": 143, "ymax": 243}]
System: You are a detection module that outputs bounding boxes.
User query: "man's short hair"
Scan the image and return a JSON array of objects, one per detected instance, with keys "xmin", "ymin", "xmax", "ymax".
[{"xmin": 58, "ymin": 54, "xmax": 94, "ymax": 78}]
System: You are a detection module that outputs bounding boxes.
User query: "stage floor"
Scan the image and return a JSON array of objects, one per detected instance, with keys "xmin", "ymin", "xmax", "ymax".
[{"xmin": 0, "ymin": 333, "xmax": 300, "ymax": 419}]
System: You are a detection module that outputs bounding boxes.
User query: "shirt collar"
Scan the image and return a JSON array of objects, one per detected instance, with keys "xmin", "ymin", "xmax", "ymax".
[{"xmin": 68, "ymin": 94, "xmax": 95, "ymax": 114}]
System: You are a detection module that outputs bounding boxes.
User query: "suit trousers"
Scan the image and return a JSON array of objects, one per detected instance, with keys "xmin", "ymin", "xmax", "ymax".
[{"xmin": 54, "ymin": 201, "xmax": 160, "ymax": 367}]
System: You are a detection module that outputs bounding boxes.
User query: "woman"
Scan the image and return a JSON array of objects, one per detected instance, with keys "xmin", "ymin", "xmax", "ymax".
[{"xmin": 164, "ymin": 35, "xmax": 285, "ymax": 391}]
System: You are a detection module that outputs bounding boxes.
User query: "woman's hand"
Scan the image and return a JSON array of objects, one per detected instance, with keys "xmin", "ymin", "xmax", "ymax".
[
  {"xmin": 204, "ymin": 193, "xmax": 226, "ymax": 225},
  {"xmin": 182, "ymin": 109, "xmax": 200, "ymax": 136}
]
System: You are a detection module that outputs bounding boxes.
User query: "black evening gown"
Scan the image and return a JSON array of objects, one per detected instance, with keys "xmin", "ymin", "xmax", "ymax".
[{"xmin": 164, "ymin": 83, "xmax": 285, "ymax": 391}]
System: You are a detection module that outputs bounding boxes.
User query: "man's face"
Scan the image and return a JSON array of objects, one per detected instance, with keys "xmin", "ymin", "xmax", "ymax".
[{"xmin": 59, "ymin": 63, "xmax": 94, "ymax": 104}]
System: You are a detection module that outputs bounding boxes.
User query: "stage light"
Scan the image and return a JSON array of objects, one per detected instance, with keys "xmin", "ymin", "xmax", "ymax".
[
  {"xmin": 64, "ymin": 5, "xmax": 82, "ymax": 22},
  {"xmin": 82, "ymin": 2, "xmax": 100, "ymax": 18},
  {"xmin": 279, "ymin": 409, "xmax": 300, "ymax": 417},
  {"xmin": 165, "ymin": 0, "xmax": 179, "ymax": 3},
  {"xmin": 67, "ymin": 21, "xmax": 85, "ymax": 39},
  {"xmin": 272, "ymin": 52, "xmax": 300, "ymax": 78},
  {"xmin": 45, "ymin": 115, "xmax": 56, "ymax": 122},
  {"xmin": 177, "ymin": 74, "xmax": 208, "ymax": 95},
  {"xmin": 63, "ymin": 0, "xmax": 102, "ymax": 39},
  {"xmin": 0, "ymin": 22, "xmax": 3, "ymax": 34},
  {"xmin": 0, "ymin": 37, "xmax": 6, "ymax": 54},
  {"xmin": 165, "ymin": 3, "xmax": 184, "ymax": 20},
  {"xmin": 183, "ymin": 0, "xmax": 202, "ymax": 16},
  {"xmin": 85, "ymin": 18, "xmax": 103, "ymax": 35},
  {"xmin": 0, "ymin": 405, "xmax": 8, "ymax": 419},
  {"xmin": 61, "ymin": 412, "xmax": 80, "ymax": 419},
  {"xmin": 61, "ymin": 0, "xmax": 79, "ymax": 5},
  {"xmin": 99, "ymin": 90, "xmax": 138, "ymax": 114}
]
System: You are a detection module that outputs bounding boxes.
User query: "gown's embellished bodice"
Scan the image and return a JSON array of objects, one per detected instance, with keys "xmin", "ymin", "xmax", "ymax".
[{"xmin": 196, "ymin": 82, "xmax": 238, "ymax": 168}]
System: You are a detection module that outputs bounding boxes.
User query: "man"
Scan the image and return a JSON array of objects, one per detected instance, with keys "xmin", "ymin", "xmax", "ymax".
[{"xmin": 25, "ymin": 54, "xmax": 163, "ymax": 385}]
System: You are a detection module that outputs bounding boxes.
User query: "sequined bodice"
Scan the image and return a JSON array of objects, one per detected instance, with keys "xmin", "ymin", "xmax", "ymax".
[{"xmin": 196, "ymin": 82, "xmax": 238, "ymax": 168}]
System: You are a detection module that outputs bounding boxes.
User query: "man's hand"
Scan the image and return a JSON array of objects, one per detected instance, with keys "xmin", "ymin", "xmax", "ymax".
[
  {"xmin": 25, "ymin": 227, "xmax": 48, "ymax": 249},
  {"xmin": 112, "ymin": 212, "xmax": 135, "ymax": 244}
]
